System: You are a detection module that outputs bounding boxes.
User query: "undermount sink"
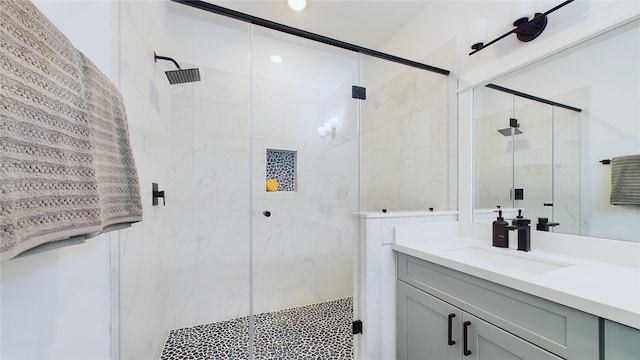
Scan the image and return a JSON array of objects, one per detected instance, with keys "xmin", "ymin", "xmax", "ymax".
[{"xmin": 446, "ymin": 247, "xmax": 573, "ymax": 273}]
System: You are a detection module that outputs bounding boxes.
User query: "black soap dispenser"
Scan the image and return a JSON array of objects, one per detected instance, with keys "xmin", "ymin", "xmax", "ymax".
[{"xmin": 492, "ymin": 210, "xmax": 509, "ymax": 248}]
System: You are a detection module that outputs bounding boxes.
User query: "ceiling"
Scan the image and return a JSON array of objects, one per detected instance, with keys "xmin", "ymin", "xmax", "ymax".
[{"xmin": 203, "ymin": 0, "xmax": 433, "ymax": 50}]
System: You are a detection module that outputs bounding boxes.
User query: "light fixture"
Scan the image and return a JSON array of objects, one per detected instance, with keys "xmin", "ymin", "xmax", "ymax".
[
  {"xmin": 318, "ymin": 118, "xmax": 337, "ymax": 138},
  {"xmin": 470, "ymin": 18, "xmax": 488, "ymax": 52},
  {"xmin": 270, "ymin": 55, "xmax": 283, "ymax": 63},
  {"xmin": 469, "ymin": 0, "xmax": 574, "ymax": 56},
  {"xmin": 288, "ymin": 0, "xmax": 307, "ymax": 12}
]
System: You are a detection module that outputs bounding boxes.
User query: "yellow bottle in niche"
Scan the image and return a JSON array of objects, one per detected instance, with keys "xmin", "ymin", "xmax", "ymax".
[{"xmin": 266, "ymin": 179, "xmax": 279, "ymax": 192}]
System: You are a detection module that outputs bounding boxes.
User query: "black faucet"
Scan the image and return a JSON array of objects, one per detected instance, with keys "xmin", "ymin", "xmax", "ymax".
[
  {"xmin": 536, "ymin": 217, "xmax": 559, "ymax": 232},
  {"xmin": 507, "ymin": 209, "xmax": 531, "ymax": 252}
]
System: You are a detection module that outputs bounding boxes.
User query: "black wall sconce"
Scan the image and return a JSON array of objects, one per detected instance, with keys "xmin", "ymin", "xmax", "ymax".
[{"xmin": 469, "ymin": 0, "xmax": 574, "ymax": 56}]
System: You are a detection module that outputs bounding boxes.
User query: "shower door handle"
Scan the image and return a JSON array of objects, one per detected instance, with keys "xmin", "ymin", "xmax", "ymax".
[{"xmin": 263, "ymin": 211, "xmax": 271, "ymax": 217}]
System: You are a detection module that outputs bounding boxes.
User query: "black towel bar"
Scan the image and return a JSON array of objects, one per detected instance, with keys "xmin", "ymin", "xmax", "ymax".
[{"xmin": 600, "ymin": 159, "xmax": 611, "ymax": 165}]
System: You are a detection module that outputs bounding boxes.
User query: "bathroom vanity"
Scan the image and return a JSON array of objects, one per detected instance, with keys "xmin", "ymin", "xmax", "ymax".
[{"xmin": 393, "ymin": 222, "xmax": 640, "ymax": 360}]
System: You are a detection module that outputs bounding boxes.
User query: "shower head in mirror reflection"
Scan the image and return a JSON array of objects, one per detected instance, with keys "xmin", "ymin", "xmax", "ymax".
[
  {"xmin": 154, "ymin": 51, "xmax": 201, "ymax": 85},
  {"xmin": 497, "ymin": 118, "xmax": 523, "ymax": 136}
]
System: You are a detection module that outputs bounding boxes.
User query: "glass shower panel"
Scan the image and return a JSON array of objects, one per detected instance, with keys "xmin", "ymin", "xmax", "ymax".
[
  {"xmin": 165, "ymin": 8, "xmax": 253, "ymax": 354},
  {"xmin": 360, "ymin": 56, "xmax": 455, "ymax": 212},
  {"xmin": 552, "ymin": 105, "xmax": 582, "ymax": 234},
  {"xmin": 249, "ymin": 26, "xmax": 359, "ymax": 358},
  {"xmin": 473, "ymin": 88, "xmax": 517, "ymax": 219},
  {"xmin": 512, "ymin": 97, "xmax": 553, "ymax": 223}
]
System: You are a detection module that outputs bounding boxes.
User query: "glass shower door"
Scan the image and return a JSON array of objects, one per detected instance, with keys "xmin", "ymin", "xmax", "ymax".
[
  {"xmin": 552, "ymin": 105, "xmax": 582, "ymax": 234},
  {"xmin": 249, "ymin": 26, "xmax": 359, "ymax": 358},
  {"xmin": 513, "ymin": 97, "xmax": 554, "ymax": 226},
  {"xmin": 473, "ymin": 88, "xmax": 519, "ymax": 219}
]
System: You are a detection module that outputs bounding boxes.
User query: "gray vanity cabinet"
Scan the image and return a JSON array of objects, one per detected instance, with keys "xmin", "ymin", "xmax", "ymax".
[
  {"xmin": 398, "ymin": 281, "xmax": 560, "ymax": 360},
  {"xmin": 603, "ymin": 320, "xmax": 640, "ymax": 359},
  {"xmin": 397, "ymin": 280, "xmax": 461, "ymax": 360},
  {"xmin": 397, "ymin": 253, "xmax": 600, "ymax": 360}
]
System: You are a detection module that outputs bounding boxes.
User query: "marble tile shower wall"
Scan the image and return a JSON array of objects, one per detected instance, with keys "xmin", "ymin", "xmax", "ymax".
[
  {"xmin": 362, "ymin": 66, "xmax": 453, "ymax": 212},
  {"xmin": 118, "ymin": 1, "xmax": 172, "ymax": 358},
  {"xmin": 250, "ymin": 75, "xmax": 357, "ymax": 315},
  {"xmin": 169, "ymin": 67, "xmax": 251, "ymax": 329},
  {"xmin": 168, "ymin": 66, "xmax": 357, "ymax": 328}
]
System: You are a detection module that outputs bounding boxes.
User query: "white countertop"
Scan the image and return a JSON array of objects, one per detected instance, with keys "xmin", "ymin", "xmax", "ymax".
[{"xmin": 393, "ymin": 234, "xmax": 640, "ymax": 329}]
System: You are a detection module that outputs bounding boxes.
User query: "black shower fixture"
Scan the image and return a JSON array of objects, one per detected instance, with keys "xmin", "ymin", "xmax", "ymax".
[
  {"xmin": 154, "ymin": 51, "xmax": 201, "ymax": 84},
  {"xmin": 469, "ymin": 0, "xmax": 574, "ymax": 56},
  {"xmin": 497, "ymin": 118, "xmax": 523, "ymax": 136}
]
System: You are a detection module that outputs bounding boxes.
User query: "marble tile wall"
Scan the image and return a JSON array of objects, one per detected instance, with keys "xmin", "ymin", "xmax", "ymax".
[
  {"xmin": 169, "ymin": 67, "xmax": 252, "ymax": 329},
  {"xmin": 117, "ymin": 1, "xmax": 172, "ymax": 358},
  {"xmin": 162, "ymin": 8, "xmax": 459, "ymax": 331},
  {"xmin": 361, "ymin": 62, "xmax": 454, "ymax": 212},
  {"xmin": 354, "ymin": 212, "xmax": 459, "ymax": 360},
  {"xmin": 168, "ymin": 64, "xmax": 359, "ymax": 327}
]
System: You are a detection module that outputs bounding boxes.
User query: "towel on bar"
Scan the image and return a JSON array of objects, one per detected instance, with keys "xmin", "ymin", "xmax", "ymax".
[
  {"xmin": 0, "ymin": 0, "xmax": 142, "ymax": 261},
  {"xmin": 610, "ymin": 155, "xmax": 640, "ymax": 206}
]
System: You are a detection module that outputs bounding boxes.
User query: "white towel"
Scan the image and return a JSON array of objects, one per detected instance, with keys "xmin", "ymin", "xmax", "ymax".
[
  {"xmin": 0, "ymin": 0, "xmax": 142, "ymax": 261},
  {"xmin": 610, "ymin": 155, "xmax": 640, "ymax": 206}
]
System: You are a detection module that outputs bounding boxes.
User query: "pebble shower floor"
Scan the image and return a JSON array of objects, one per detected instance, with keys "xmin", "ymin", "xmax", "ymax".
[{"xmin": 160, "ymin": 297, "xmax": 353, "ymax": 359}]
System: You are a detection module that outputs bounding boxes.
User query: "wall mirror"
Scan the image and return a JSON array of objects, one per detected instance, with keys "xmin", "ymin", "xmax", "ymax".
[{"xmin": 473, "ymin": 19, "xmax": 639, "ymax": 242}]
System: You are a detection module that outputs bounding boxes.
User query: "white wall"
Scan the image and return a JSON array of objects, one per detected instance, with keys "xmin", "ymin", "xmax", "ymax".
[{"xmin": 0, "ymin": 1, "xmax": 118, "ymax": 358}]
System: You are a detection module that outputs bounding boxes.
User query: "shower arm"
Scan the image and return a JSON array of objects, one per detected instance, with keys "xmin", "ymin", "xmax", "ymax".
[{"xmin": 154, "ymin": 51, "xmax": 182, "ymax": 69}]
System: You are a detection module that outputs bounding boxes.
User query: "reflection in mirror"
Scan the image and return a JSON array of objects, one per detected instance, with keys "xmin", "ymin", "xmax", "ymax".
[{"xmin": 474, "ymin": 19, "xmax": 640, "ymax": 242}]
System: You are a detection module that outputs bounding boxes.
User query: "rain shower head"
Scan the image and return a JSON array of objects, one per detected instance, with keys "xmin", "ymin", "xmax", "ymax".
[
  {"xmin": 154, "ymin": 51, "xmax": 201, "ymax": 85},
  {"xmin": 498, "ymin": 117, "xmax": 523, "ymax": 136},
  {"xmin": 497, "ymin": 128, "xmax": 523, "ymax": 136},
  {"xmin": 164, "ymin": 68, "xmax": 201, "ymax": 85}
]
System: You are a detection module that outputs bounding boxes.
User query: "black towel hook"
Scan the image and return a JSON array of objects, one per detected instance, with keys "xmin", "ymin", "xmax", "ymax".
[{"xmin": 152, "ymin": 183, "xmax": 166, "ymax": 206}]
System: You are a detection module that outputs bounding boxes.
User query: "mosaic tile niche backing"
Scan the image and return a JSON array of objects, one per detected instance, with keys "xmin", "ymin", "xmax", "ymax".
[{"xmin": 266, "ymin": 149, "xmax": 296, "ymax": 192}]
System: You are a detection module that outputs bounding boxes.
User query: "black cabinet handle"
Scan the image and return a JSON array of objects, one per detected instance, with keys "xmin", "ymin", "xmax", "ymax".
[
  {"xmin": 463, "ymin": 321, "xmax": 472, "ymax": 356},
  {"xmin": 263, "ymin": 211, "xmax": 271, "ymax": 217},
  {"xmin": 447, "ymin": 313, "xmax": 456, "ymax": 346}
]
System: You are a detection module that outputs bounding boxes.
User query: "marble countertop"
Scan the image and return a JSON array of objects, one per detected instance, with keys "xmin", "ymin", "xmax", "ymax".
[{"xmin": 393, "ymin": 236, "xmax": 640, "ymax": 329}]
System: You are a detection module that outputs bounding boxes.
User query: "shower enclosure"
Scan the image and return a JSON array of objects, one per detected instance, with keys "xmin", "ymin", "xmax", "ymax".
[{"xmin": 121, "ymin": 1, "xmax": 455, "ymax": 358}]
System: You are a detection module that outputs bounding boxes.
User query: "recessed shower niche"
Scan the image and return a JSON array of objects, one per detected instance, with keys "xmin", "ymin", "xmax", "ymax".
[{"xmin": 266, "ymin": 148, "xmax": 296, "ymax": 192}]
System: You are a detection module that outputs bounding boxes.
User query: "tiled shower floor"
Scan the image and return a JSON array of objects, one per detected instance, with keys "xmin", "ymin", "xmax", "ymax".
[{"xmin": 160, "ymin": 297, "xmax": 353, "ymax": 359}]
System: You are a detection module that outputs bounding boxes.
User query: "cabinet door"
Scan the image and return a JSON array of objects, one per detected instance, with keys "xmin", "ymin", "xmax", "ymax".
[
  {"xmin": 398, "ymin": 281, "xmax": 462, "ymax": 360},
  {"xmin": 462, "ymin": 312, "xmax": 562, "ymax": 360},
  {"xmin": 604, "ymin": 320, "xmax": 640, "ymax": 359}
]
